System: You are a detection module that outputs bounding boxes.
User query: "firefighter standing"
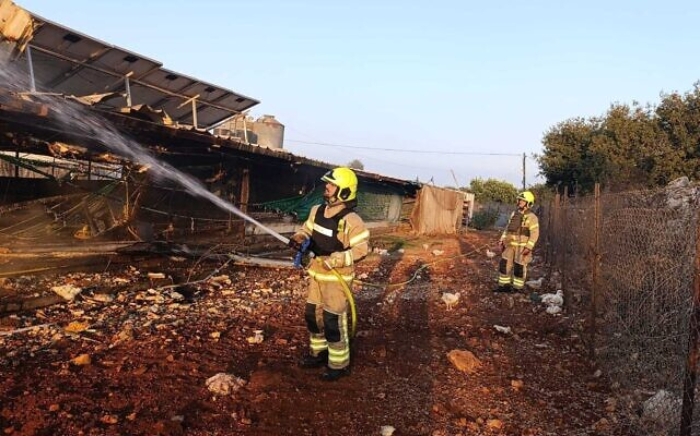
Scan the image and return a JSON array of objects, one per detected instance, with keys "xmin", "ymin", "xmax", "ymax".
[
  {"xmin": 496, "ymin": 191, "xmax": 539, "ymax": 292},
  {"xmin": 289, "ymin": 167, "xmax": 370, "ymax": 381}
]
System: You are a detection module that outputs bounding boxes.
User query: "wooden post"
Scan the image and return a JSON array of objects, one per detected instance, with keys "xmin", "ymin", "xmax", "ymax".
[
  {"xmin": 561, "ymin": 186, "xmax": 569, "ymax": 309},
  {"xmin": 551, "ymin": 193, "xmax": 561, "ymax": 276},
  {"xmin": 240, "ymin": 169, "xmax": 250, "ymax": 215},
  {"xmin": 240, "ymin": 169, "xmax": 250, "ymax": 240},
  {"xmin": 679, "ymin": 211, "xmax": 700, "ymax": 436},
  {"xmin": 590, "ymin": 183, "xmax": 601, "ymax": 361}
]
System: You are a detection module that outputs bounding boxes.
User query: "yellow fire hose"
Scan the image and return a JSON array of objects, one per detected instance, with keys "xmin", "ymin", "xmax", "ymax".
[{"xmin": 321, "ymin": 242, "xmax": 490, "ymax": 339}]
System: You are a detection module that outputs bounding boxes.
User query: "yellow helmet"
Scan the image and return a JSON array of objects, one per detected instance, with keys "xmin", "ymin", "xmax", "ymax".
[
  {"xmin": 517, "ymin": 191, "xmax": 535, "ymax": 208},
  {"xmin": 321, "ymin": 167, "xmax": 358, "ymax": 202}
]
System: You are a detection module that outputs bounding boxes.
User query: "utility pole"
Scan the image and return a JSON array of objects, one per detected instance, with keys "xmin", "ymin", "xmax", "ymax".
[{"xmin": 522, "ymin": 152, "xmax": 526, "ymax": 191}]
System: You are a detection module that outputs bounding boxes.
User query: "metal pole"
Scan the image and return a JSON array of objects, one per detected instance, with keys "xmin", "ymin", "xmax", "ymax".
[
  {"xmin": 522, "ymin": 152, "xmax": 526, "ymax": 191},
  {"xmin": 124, "ymin": 76, "xmax": 132, "ymax": 107},
  {"xmin": 680, "ymin": 210, "xmax": 700, "ymax": 436},
  {"xmin": 243, "ymin": 115, "xmax": 249, "ymax": 144}
]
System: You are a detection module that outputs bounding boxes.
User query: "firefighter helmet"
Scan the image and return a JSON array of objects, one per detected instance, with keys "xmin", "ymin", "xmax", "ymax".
[
  {"xmin": 517, "ymin": 191, "xmax": 535, "ymax": 208},
  {"xmin": 321, "ymin": 167, "xmax": 358, "ymax": 202}
]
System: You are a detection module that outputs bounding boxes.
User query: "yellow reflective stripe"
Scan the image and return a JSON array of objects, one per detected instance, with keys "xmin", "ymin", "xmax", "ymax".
[
  {"xmin": 308, "ymin": 270, "xmax": 354, "ymax": 282},
  {"xmin": 509, "ymin": 242, "xmax": 527, "ymax": 246},
  {"xmin": 304, "ymin": 220, "xmax": 314, "ymax": 231},
  {"xmin": 529, "ymin": 224, "xmax": 539, "ymax": 230},
  {"xmin": 328, "ymin": 348, "xmax": 350, "ymax": 362},
  {"xmin": 349, "ymin": 229, "xmax": 370, "ymax": 246},
  {"xmin": 498, "ymin": 277, "xmax": 511, "ymax": 284},
  {"xmin": 344, "ymin": 250, "xmax": 353, "ymax": 267},
  {"xmin": 310, "ymin": 337, "xmax": 327, "ymax": 344},
  {"xmin": 526, "ymin": 241, "xmax": 535, "ymax": 248},
  {"xmin": 312, "ymin": 223, "xmax": 334, "ymax": 237}
]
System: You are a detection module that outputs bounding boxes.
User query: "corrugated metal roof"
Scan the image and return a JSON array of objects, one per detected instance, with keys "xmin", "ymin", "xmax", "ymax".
[{"xmin": 13, "ymin": 13, "xmax": 259, "ymax": 128}]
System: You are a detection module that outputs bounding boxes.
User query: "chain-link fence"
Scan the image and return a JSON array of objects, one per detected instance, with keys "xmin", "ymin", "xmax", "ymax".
[{"xmin": 542, "ymin": 184, "xmax": 700, "ymax": 435}]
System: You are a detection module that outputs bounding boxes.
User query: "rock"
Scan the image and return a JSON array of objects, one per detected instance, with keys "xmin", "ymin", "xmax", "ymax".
[
  {"xmin": 486, "ymin": 419, "xmax": 503, "ymax": 430},
  {"xmin": 642, "ymin": 389, "xmax": 681, "ymax": 429},
  {"xmin": 380, "ymin": 425, "xmax": 396, "ymax": 436},
  {"xmin": 592, "ymin": 418, "xmax": 610, "ymax": 433},
  {"xmin": 511, "ymin": 379, "xmax": 524, "ymax": 391},
  {"xmin": 210, "ymin": 331, "xmax": 221, "ymax": 339},
  {"xmin": 593, "ymin": 369, "xmax": 602, "ymax": 378},
  {"xmin": 447, "ymin": 350, "xmax": 481, "ymax": 374},
  {"xmin": 432, "ymin": 250, "xmax": 445, "ymax": 256},
  {"xmin": 605, "ymin": 397, "xmax": 617, "ymax": 413},
  {"xmin": 205, "ymin": 373, "xmax": 246, "ymax": 396},
  {"xmin": 494, "ymin": 325, "xmax": 512, "ymax": 335},
  {"xmin": 64, "ymin": 322, "xmax": 89, "ymax": 334},
  {"xmin": 100, "ymin": 414, "xmax": 118, "ymax": 424},
  {"xmin": 48, "ymin": 404, "xmax": 60, "ymax": 412},
  {"xmin": 71, "ymin": 354, "xmax": 91, "ymax": 366},
  {"xmin": 51, "ymin": 284, "xmax": 83, "ymax": 301},
  {"xmin": 147, "ymin": 272, "xmax": 166, "ymax": 279},
  {"xmin": 246, "ymin": 330, "xmax": 264, "ymax": 344},
  {"xmin": 90, "ymin": 293, "xmax": 114, "ymax": 303}
]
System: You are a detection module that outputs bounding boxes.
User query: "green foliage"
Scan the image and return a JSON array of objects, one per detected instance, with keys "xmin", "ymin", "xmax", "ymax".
[
  {"xmin": 540, "ymin": 82, "xmax": 700, "ymax": 193},
  {"xmin": 466, "ymin": 178, "xmax": 518, "ymax": 204},
  {"xmin": 347, "ymin": 159, "xmax": 365, "ymax": 170},
  {"xmin": 526, "ymin": 183, "xmax": 555, "ymax": 206},
  {"xmin": 470, "ymin": 208, "xmax": 500, "ymax": 230}
]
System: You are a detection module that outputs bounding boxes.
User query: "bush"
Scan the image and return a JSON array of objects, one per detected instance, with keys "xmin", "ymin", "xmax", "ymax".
[{"xmin": 470, "ymin": 208, "xmax": 499, "ymax": 230}]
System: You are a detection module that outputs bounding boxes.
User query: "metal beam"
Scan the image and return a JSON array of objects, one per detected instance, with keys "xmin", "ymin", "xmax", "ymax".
[
  {"xmin": 27, "ymin": 44, "xmax": 240, "ymax": 119},
  {"xmin": 104, "ymin": 64, "xmax": 161, "ymax": 92}
]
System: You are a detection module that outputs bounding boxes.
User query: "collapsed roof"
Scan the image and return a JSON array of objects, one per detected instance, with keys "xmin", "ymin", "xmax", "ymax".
[{"xmin": 1, "ymin": 0, "xmax": 259, "ymax": 129}]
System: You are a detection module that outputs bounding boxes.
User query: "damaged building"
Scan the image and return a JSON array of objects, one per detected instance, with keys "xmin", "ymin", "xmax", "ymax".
[{"xmin": 0, "ymin": 0, "xmax": 434, "ymax": 276}]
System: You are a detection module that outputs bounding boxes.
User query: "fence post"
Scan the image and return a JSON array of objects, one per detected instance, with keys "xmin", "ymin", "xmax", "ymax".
[
  {"xmin": 589, "ymin": 183, "xmax": 601, "ymax": 361},
  {"xmin": 561, "ymin": 186, "xmax": 569, "ymax": 309},
  {"xmin": 680, "ymin": 211, "xmax": 700, "ymax": 436},
  {"xmin": 550, "ymin": 193, "xmax": 561, "ymax": 279}
]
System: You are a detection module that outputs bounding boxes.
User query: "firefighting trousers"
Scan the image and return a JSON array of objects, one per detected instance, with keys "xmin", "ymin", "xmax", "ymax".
[
  {"xmin": 498, "ymin": 245, "xmax": 532, "ymax": 290},
  {"xmin": 304, "ymin": 274, "xmax": 351, "ymax": 370}
]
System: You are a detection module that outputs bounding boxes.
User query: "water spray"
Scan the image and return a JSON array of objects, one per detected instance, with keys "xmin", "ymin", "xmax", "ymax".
[{"xmin": 0, "ymin": 60, "xmax": 292, "ymax": 247}]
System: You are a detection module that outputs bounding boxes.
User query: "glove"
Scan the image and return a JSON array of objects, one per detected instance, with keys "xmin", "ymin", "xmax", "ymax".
[
  {"xmin": 288, "ymin": 234, "xmax": 308, "ymax": 251},
  {"xmin": 498, "ymin": 240, "xmax": 505, "ymax": 253},
  {"xmin": 522, "ymin": 248, "xmax": 531, "ymax": 256}
]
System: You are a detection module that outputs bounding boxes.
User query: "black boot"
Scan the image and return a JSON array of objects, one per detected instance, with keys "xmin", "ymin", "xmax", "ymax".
[
  {"xmin": 320, "ymin": 367, "xmax": 350, "ymax": 381},
  {"xmin": 298, "ymin": 350, "xmax": 328, "ymax": 368}
]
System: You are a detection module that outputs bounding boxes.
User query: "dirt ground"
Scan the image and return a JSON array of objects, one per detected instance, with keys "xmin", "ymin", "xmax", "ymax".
[{"xmin": 0, "ymin": 230, "xmax": 622, "ymax": 435}]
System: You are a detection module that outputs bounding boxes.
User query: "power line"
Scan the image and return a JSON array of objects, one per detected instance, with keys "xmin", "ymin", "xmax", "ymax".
[{"xmin": 286, "ymin": 139, "xmax": 523, "ymax": 156}]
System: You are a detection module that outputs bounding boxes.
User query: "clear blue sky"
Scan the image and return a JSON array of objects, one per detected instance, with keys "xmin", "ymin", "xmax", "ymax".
[{"xmin": 17, "ymin": 0, "xmax": 700, "ymax": 187}]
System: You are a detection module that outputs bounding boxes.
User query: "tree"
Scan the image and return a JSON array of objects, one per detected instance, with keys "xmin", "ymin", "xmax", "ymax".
[
  {"xmin": 466, "ymin": 178, "xmax": 518, "ymax": 204},
  {"xmin": 538, "ymin": 84, "xmax": 700, "ymax": 193},
  {"xmin": 347, "ymin": 159, "xmax": 364, "ymax": 170}
]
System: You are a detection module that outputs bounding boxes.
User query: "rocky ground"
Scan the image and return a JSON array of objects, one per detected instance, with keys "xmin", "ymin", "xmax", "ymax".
[{"xmin": 0, "ymin": 230, "xmax": 626, "ymax": 435}]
